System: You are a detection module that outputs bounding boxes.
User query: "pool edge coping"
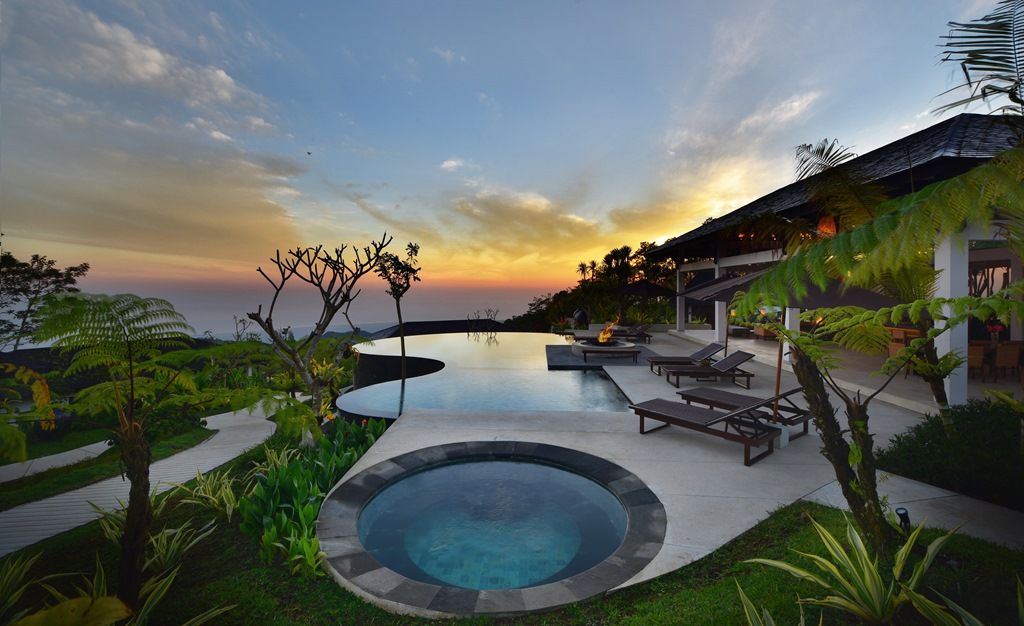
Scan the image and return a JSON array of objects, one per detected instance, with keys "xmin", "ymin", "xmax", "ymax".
[{"xmin": 317, "ymin": 440, "xmax": 668, "ymax": 618}]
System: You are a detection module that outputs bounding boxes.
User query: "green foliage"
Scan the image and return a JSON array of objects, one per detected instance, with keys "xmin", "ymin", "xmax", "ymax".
[
  {"xmin": 2, "ymin": 554, "xmax": 45, "ymax": 625},
  {"xmin": 0, "ymin": 363, "xmax": 57, "ymax": 464},
  {"xmin": 937, "ymin": 0, "xmax": 1024, "ymax": 117},
  {"xmin": 88, "ymin": 493, "xmax": 172, "ymax": 548},
  {"xmin": 11, "ymin": 596, "xmax": 130, "ymax": 626},
  {"xmin": 144, "ymin": 520, "xmax": 216, "ymax": 578},
  {"xmin": 237, "ymin": 419, "xmax": 385, "ymax": 576},
  {"xmin": 375, "ymin": 242, "xmax": 421, "ymax": 301},
  {"xmin": 36, "ymin": 294, "xmax": 192, "ymax": 378},
  {"xmin": 739, "ymin": 147, "xmax": 1024, "ymax": 311},
  {"xmin": 735, "ymin": 580, "xmax": 821, "ymax": 626},
  {"xmin": 0, "ymin": 250, "xmax": 90, "ymax": 352},
  {"xmin": 746, "ymin": 516, "xmax": 956, "ymax": 624},
  {"xmin": 877, "ymin": 399, "xmax": 1024, "ymax": 511},
  {"xmin": 173, "ymin": 469, "xmax": 240, "ymax": 522},
  {"xmin": 794, "ymin": 138, "xmax": 856, "ymax": 180}
]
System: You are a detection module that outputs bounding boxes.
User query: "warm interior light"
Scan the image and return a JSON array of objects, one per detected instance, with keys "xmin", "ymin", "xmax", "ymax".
[{"xmin": 816, "ymin": 215, "xmax": 837, "ymax": 237}]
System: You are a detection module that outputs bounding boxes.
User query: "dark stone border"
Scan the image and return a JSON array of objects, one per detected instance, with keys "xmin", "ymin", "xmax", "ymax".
[
  {"xmin": 319, "ymin": 441, "xmax": 667, "ymax": 618},
  {"xmin": 545, "ymin": 344, "xmax": 661, "ymax": 370}
]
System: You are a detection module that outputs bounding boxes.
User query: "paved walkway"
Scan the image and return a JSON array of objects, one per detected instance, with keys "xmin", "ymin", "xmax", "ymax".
[
  {"xmin": 0, "ymin": 441, "xmax": 113, "ymax": 483},
  {"xmin": 330, "ymin": 330, "xmax": 1023, "ymax": 613},
  {"xmin": 0, "ymin": 405, "xmax": 276, "ymax": 557}
]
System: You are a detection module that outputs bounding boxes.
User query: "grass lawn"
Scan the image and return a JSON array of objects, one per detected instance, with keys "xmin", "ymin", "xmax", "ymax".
[
  {"xmin": 9, "ymin": 493, "xmax": 1024, "ymax": 625},
  {"xmin": 20, "ymin": 427, "xmax": 112, "ymax": 460},
  {"xmin": 0, "ymin": 427, "xmax": 214, "ymax": 513}
]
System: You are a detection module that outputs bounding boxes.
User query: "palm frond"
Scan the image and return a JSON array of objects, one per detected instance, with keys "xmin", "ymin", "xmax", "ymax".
[
  {"xmin": 936, "ymin": 0, "xmax": 1024, "ymax": 114},
  {"xmin": 795, "ymin": 139, "xmax": 857, "ymax": 180}
]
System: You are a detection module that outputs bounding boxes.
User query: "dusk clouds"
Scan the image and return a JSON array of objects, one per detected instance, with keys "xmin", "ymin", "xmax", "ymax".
[{"xmin": 0, "ymin": 0, "xmax": 976, "ymax": 328}]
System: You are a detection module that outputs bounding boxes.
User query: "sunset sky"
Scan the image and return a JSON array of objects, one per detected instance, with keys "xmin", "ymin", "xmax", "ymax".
[{"xmin": 0, "ymin": 0, "xmax": 996, "ymax": 332}]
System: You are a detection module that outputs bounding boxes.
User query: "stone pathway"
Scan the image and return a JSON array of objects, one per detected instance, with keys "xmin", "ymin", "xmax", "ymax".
[
  {"xmin": 0, "ymin": 405, "xmax": 276, "ymax": 557},
  {"xmin": 0, "ymin": 441, "xmax": 113, "ymax": 484}
]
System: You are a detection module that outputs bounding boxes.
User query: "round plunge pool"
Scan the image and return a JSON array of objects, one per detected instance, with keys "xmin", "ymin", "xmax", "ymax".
[
  {"xmin": 357, "ymin": 460, "xmax": 627, "ymax": 590},
  {"xmin": 319, "ymin": 442, "xmax": 667, "ymax": 617}
]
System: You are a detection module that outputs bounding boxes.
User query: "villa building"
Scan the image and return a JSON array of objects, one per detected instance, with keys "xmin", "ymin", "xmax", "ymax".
[{"xmin": 646, "ymin": 113, "xmax": 1021, "ymax": 406}]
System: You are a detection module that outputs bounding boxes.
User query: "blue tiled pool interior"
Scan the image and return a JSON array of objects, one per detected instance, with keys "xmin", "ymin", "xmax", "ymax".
[
  {"xmin": 338, "ymin": 332, "xmax": 628, "ymax": 418},
  {"xmin": 357, "ymin": 460, "xmax": 628, "ymax": 589}
]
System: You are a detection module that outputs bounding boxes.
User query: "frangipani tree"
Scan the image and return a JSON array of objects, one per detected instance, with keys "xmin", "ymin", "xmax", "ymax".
[
  {"xmin": 248, "ymin": 235, "xmax": 392, "ymax": 424},
  {"xmin": 375, "ymin": 242, "xmax": 421, "ymax": 383}
]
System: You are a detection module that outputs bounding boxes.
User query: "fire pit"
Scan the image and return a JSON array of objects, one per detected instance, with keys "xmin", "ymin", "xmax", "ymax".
[{"xmin": 570, "ymin": 338, "xmax": 636, "ymax": 356}]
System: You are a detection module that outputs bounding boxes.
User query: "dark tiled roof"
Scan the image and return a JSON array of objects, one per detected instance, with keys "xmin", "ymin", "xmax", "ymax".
[{"xmin": 649, "ymin": 114, "xmax": 1020, "ymax": 259}]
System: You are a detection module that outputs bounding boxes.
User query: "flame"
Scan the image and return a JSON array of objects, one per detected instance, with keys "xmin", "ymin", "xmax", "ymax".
[{"xmin": 598, "ymin": 318, "xmax": 618, "ymax": 343}]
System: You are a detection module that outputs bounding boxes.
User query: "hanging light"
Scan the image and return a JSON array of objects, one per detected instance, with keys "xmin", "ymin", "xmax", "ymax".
[{"xmin": 816, "ymin": 215, "xmax": 837, "ymax": 237}]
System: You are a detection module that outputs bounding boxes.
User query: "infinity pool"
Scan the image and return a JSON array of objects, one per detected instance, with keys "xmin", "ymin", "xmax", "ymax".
[
  {"xmin": 338, "ymin": 332, "xmax": 628, "ymax": 418},
  {"xmin": 357, "ymin": 459, "xmax": 628, "ymax": 589}
]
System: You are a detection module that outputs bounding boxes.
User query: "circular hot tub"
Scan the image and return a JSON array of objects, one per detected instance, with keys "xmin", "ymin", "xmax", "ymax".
[
  {"xmin": 319, "ymin": 442, "xmax": 666, "ymax": 617},
  {"xmin": 358, "ymin": 460, "xmax": 626, "ymax": 590}
]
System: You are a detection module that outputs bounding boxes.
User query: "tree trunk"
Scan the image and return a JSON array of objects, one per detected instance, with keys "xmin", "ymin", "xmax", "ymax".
[
  {"xmin": 396, "ymin": 300, "xmax": 406, "ymax": 382},
  {"xmin": 844, "ymin": 399, "xmax": 895, "ymax": 554},
  {"xmin": 789, "ymin": 350, "xmax": 895, "ymax": 556},
  {"xmin": 117, "ymin": 427, "xmax": 152, "ymax": 607}
]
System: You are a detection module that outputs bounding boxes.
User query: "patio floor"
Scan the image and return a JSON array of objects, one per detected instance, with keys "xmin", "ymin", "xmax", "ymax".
[{"xmin": 326, "ymin": 330, "xmax": 1024, "ymax": 615}]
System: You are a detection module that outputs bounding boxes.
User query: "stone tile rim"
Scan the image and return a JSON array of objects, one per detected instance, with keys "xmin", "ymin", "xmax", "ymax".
[{"xmin": 318, "ymin": 440, "xmax": 668, "ymax": 617}]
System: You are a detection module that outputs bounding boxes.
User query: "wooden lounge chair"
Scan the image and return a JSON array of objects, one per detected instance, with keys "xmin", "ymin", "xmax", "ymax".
[
  {"xmin": 613, "ymin": 324, "xmax": 653, "ymax": 344},
  {"xmin": 647, "ymin": 343, "xmax": 725, "ymax": 374},
  {"xmin": 676, "ymin": 386, "xmax": 810, "ymax": 439},
  {"xmin": 661, "ymin": 351, "xmax": 755, "ymax": 389},
  {"xmin": 629, "ymin": 397, "xmax": 782, "ymax": 466}
]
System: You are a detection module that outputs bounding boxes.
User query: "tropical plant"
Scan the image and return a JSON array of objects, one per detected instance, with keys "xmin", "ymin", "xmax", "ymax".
[
  {"xmin": 174, "ymin": 469, "xmax": 241, "ymax": 522},
  {"xmin": 0, "ymin": 363, "xmax": 56, "ymax": 464},
  {"xmin": 66, "ymin": 556, "xmax": 232, "ymax": 626},
  {"xmin": 375, "ymin": 242, "xmax": 422, "ymax": 384},
  {"xmin": 144, "ymin": 519, "xmax": 217, "ymax": 577},
  {"xmin": 88, "ymin": 493, "xmax": 172, "ymax": 547},
  {"xmin": 746, "ymin": 517, "xmax": 957, "ymax": 624},
  {"xmin": 937, "ymin": 0, "xmax": 1024, "ymax": 118},
  {"xmin": 0, "ymin": 249, "xmax": 89, "ymax": 351},
  {"xmin": 35, "ymin": 293, "xmax": 193, "ymax": 607},
  {"xmin": 735, "ymin": 580, "xmax": 821, "ymax": 626},
  {"xmin": 247, "ymin": 236, "xmax": 392, "ymax": 425},
  {"xmin": 238, "ymin": 418, "xmax": 384, "ymax": 576}
]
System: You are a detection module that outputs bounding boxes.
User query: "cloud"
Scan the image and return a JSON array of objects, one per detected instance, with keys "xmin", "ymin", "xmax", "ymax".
[
  {"xmin": 476, "ymin": 92, "xmax": 501, "ymax": 116},
  {"xmin": 431, "ymin": 47, "xmax": 465, "ymax": 64},
  {"xmin": 209, "ymin": 129, "xmax": 233, "ymax": 142},
  {"xmin": 1, "ymin": 93, "xmax": 304, "ymax": 274},
  {"xmin": 5, "ymin": 1, "xmax": 264, "ymax": 113},
  {"xmin": 737, "ymin": 91, "xmax": 822, "ymax": 134},
  {"xmin": 439, "ymin": 157, "xmax": 467, "ymax": 172},
  {"xmin": 246, "ymin": 115, "xmax": 274, "ymax": 131}
]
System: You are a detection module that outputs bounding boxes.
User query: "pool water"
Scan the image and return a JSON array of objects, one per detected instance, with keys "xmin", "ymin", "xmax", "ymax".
[
  {"xmin": 338, "ymin": 332, "xmax": 629, "ymax": 418},
  {"xmin": 357, "ymin": 460, "xmax": 628, "ymax": 590}
]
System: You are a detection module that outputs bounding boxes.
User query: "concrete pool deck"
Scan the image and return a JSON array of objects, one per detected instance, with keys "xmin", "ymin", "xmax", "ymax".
[{"xmin": 331, "ymin": 330, "xmax": 1023, "ymax": 612}]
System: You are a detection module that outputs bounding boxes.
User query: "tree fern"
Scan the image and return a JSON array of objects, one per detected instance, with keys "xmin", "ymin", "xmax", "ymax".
[{"xmin": 739, "ymin": 146, "xmax": 1024, "ymax": 312}]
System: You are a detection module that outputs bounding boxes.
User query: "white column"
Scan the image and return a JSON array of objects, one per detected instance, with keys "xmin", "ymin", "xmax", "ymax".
[
  {"xmin": 934, "ymin": 235, "xmax": 969, "ymax": 406},
  {"xmin": 783, "ymin": 307, "xmax": 801, "ymax": 363},
  {"xmin": 714, "ymin": 264, "xmax": 728, "ymax": 343},
  {"xmin": 676, "ymin": 268, "xmax": 686, "ymax": 332},
  {"xmin": 1011, "ymin": 254, "xmax": 1023, "ymax": 341}
]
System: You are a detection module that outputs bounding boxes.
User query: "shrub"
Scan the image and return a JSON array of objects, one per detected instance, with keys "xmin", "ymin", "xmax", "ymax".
[
  {"xmin": 876, "ymin": 399, "xmax": 1024, "ymax": 511},
  {"xmin": 237, "ymin": 418, "xmax": 386, "ymax": 576}
]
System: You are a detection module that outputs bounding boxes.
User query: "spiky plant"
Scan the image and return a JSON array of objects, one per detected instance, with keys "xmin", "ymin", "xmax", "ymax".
[{"xmin": 35, "ymin": 293, "xmax": 192, "ymax": 608}]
